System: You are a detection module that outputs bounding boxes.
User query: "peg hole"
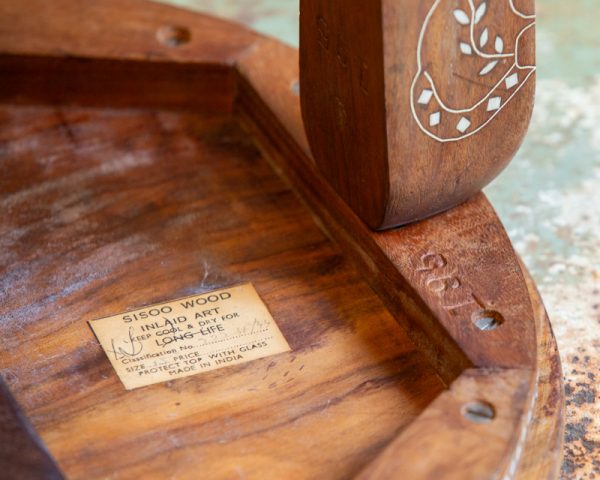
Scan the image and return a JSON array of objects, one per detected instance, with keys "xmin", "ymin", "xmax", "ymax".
[
  {"xmin": 462, "ymin": 401, "xmax": 495, "ymax": 424},
  {"xmin": 157, "ymin": 25, "xmax": 191, "ymax": 47},
  {"xmin": 472, "ymin": 309, "xmax": 504, "ymax": 331}
]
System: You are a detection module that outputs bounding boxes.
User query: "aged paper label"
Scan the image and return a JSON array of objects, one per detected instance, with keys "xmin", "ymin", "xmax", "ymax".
[{"xmin": 89, "ymin": 283, "xmax": 289, "ymax": 390}]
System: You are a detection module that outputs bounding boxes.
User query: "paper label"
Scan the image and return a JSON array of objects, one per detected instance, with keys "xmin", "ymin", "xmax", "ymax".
[{"xmin": 89, "ymin": 283, "xmax": 289, "ymax": 390}]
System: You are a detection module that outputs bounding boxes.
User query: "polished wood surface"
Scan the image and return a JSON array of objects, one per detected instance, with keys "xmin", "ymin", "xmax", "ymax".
[
  {"xmin": 0, "ymin": 106, "xmax": 444, "ymax": 479},
  {"xmin": 0, "ymin": 0, "xmax": 562, "ymax": 478},
  {"xmin": 300, "ymin": 0, "xmax": 536, "ymax": 228}
]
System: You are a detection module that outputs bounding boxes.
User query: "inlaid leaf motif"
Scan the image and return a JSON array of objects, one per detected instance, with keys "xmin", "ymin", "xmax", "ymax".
[
  {"xmin": 453, "ymin": 9, "xmax": 470, "ymax": 25},
  {"xmin": 495, "ymin": 36, "xmax": 504, "ymax": 53},
  {"xmin": 480, "ymin": 27, "xmax": 489, "ymax": 47},
  {"xmin": 460, "ymin": 42, "xmax": 473, "ymax": 55},
  {"xmin": 479, "ymin": 60, "xmax": 498, "ymax": 75},
  {"xmin": 474, "ymin": 2, "xmax": 487, "ymax": 24},
  {"xmin": 411, "ymin": 0, "xmax": 537, "ymax": 141}
]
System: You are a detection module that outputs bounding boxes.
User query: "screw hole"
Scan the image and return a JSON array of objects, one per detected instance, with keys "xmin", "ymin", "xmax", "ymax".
[
  {"xmin": 156, "ymin": 25, "xmax": 191, "ymax": 47},
  {"xmin": 472, "ymin": 309, "xmax": 504, "ymax": 331},
  {"xmin": 462, "ymin": 401, "xmax": 495, "ymax": 424}
]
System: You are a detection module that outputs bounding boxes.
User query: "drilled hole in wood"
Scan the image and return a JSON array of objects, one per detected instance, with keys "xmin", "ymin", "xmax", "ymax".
[
  {"xmin": 462, "ymin": 401, "xmax": 495, "ymax": 424},
  {"xmin": 156, "ymin": 25, "xmax": 191, "ymax": 47},
  {"xmin": 472, "ymin": 309, "xmax": 504, "ymax": 331}
]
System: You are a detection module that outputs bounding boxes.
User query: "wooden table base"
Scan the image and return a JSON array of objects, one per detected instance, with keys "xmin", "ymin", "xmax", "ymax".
[{"xmin": 0, "ymin": 1, "xmax": 563, "ymax": 478}]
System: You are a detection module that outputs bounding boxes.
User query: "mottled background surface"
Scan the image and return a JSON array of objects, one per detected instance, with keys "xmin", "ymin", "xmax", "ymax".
[{"xmin": 157, "ymin": 1, "xmax": 599, "ymax": 476}]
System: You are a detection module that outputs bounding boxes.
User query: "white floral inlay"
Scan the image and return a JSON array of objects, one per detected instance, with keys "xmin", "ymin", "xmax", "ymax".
[
  {"xmin": 409, "ymin": 0, "xmax": 536, "ymax": 142},
  {"xmin": 495, "ymin": 36, "xmax": 504, "ymax": 53},
  {"xmin": 460, "ymin": 42, "xmax": 473, "ymax": 55},
  {"xmin": 474, "ymin": 2, "xmax": 487, "ymax": 23},
  {"xmin": 453, "ymin": 9, "xmax": 470, "ymax": 25},
  {"xmin": 480, "ymin": 27, "xmax": 489, "ymax": 47},
  {"xmin": 480, "ymin": 60, "xmax": 498, "ymax": 76}
]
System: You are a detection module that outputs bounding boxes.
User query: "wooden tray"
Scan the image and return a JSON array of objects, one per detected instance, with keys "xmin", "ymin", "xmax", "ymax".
[{"xmin": 0, "ymin": 1, "xmax": 563, "ymax": 479}]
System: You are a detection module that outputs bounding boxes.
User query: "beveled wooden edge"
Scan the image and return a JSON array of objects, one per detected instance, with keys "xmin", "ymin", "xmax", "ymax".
[
  {"xmin": 0, "ymin": 0, "xmax": 261, "ymax": 112},
  {"xmin": 0, "ymin": 378, "xmax": 64, "ymax": 480},
  {"xmin": 234, "ymin": 35, "xmax": 563, "ymax": 479},
  {"xmin": 0, "ymin": 1, "xmax": 563, "ymax": 478},
  {"xmin": 512, "ymin": 263, "xmax": 564, "ymax": 479},
  {"xmin": 352, "ymin": 264, "xmax": 564, "ymax": 480},
  {"xmin": 236, "ymin": 38, "xmax": 537, "ymax": 378},
  {"xmin": 0, "ymin": 0, "xmax": 260, "ymax": 64}
]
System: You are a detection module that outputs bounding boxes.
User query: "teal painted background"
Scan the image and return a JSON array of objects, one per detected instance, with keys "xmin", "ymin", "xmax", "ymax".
[{"xmin": 158, "ymin": 1, "xmax": 599, "ymax": 476}]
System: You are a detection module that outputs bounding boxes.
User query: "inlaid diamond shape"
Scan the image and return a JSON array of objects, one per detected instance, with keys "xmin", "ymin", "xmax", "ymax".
[
  {"xmin": 456, "ymin": 117, "xmax": 471, "ymax": 133},
  {"xmin": 487, "ymin": 97, "xmax": 501, "ymax": 111},
  {"xmin": 417, "ymin": 89, "xmax": 433, "ymax": 105},
  {"xmin": 429, "ymin": 111, "xmax": 441, "ymax": 126},
  {"xmin": 505, "ymin": 73, "xmax": 519, "ymax": 89}
]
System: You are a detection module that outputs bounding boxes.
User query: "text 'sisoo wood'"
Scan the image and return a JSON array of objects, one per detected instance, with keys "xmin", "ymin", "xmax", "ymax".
[{"xmin": 89, "ymin": 284, "xmax": 290, "ymax": 389}]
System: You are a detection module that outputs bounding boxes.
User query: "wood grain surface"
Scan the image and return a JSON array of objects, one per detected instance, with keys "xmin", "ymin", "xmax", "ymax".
[
  {"xmin": 513, "ymin": 264, "xmax": 564, "ymax": 480},
  {"xmin": 0, "ymin": 105, "xmax": 445, "ymax": 479},
  {"xmin": 0, "ymin": 0, "xmax": 563, "ymax": 478},
  {"xmin": 0, "ymin": 379, "xmax": 63, "ymax": 480},
  {"xmin": 300, "ymin": 0, "xmax": 536, "ymax": 229}
]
